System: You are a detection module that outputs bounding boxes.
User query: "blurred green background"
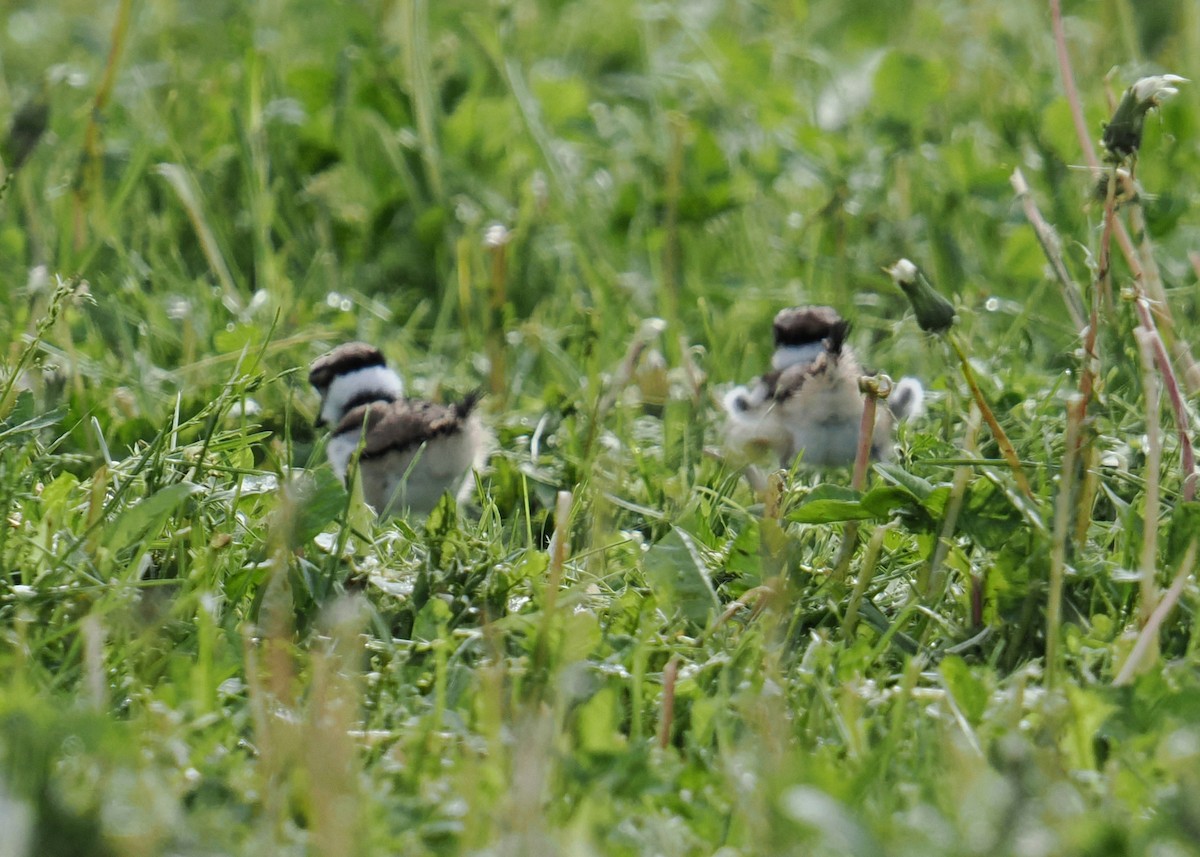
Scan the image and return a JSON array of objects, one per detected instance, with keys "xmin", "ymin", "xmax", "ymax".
[
  {"xmin": 5, "ymin": 0, "xmax": 1199, "ymax": 446},
  {"xmin": 4, "ymin": 2, "xmax": 1200, "ymax": 855}
]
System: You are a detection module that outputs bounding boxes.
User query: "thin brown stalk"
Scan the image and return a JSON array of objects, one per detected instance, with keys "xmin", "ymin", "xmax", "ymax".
[
  {"xmin": 1113, "ymin": 541, "xmax": 1196, "ymax": 686},
  {"xmin": 1050, "ymin": 0, "xmax": 1100, "ymax": 171},
  {"xmin": 947, "ymin": 335, "xmax": 1035, "ymax": 501},
  {"xmin": 1046, "ymin": 394, "xmax": 1085, "ymax": 691},
  {"xmin": 658, "ymin": 656, "xmax": 679, "ymax": 749},
  {"xmin": 1096, "ymin": 170, "xmax": 1119, "ymax": 313},
  {"xmin": 850, "ymin": 393, "xmax": 877, "ymax": 493},
  {"xmin": 1109, "ymin": 205, "xmax": 1200, "ymax": 410},
  {"xmin": 759, "ymin": 471, "xmax": 788, "ymax": 581},
  {"xmin": 1134, "ymin": 328, "xmax": 1163, "ymax": 627},
  {"xmin": 1125, "ymin": 201, "xmax": 1200, "ymax": 397},
  {"xmin": 833, "ymin": 380, "xmax": 881, "ymax": 580},
  {"xmin": 1009, "ymin": 168, "xmax": 1088, "ymax": 334},
  {"xmin": 1132, "ymin": 299, "xmax": 1197, "ymax": 502},
  {"xmin": 701, "ymin": 585, "xmax": 772, "ymax": 641},
  {"xmin": 1074, "ymin": 438, "xmax": 1101, "ymax": 549},
  {"xmin": 1049, "ymin": 0, "xmax": 1200, "ymax": 415}
]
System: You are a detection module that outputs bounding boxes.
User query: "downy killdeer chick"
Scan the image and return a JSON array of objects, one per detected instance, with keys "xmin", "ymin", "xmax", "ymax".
[
  {"xmin": 309, "ymin": 342, "xmax": 487, "ymax": 517},
  {"xmin": 723, "ymin": 306, "xmax": 923, "ymax": 469}
]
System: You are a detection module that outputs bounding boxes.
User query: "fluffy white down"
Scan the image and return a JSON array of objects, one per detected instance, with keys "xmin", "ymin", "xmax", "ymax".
[
  {"xmin": 722, "ymin": 368, "xmax": 922, "ymax": 468},
  {"xmin": 328, "ymin": 412, "xmax": 489, "ymax": 517},
  {"xmin": 318, "ymin": 364, "xmax": 404, "ymax": 426},
  {"xmin": 325, "ymin": 431, "xmax": 360, "ymax": 481},
  {"xmin": 889, "ymin": 377, "xmax": 925, "ymax": 422}
]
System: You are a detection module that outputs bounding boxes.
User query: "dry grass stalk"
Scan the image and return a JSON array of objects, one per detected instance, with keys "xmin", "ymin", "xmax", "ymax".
[
  {"xmin": 1113, "ymin": 542, "xmax": 1196, "ymax": 685},
  {"xmin": 1046, "ymin": 394, "xmax": 1085, "ymax": 691},
  {"xmin": 1134, "ymin": 328, "xmax": 1163, "ymax": 627}
]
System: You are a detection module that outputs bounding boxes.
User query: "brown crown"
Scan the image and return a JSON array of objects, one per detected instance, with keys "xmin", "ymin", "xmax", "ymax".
[
  {"xmin": 772, "ymin": 306, "xmax": 849, "ymax": 353},
  {"xmin": 308, "ymin": 342, "xmax": 386, "ymax": 389}
]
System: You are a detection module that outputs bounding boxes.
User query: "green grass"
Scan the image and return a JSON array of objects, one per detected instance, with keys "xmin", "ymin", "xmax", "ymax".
[{"xmin": 3, "ymin": 0, "xmax": 1200, "ymax": 854}]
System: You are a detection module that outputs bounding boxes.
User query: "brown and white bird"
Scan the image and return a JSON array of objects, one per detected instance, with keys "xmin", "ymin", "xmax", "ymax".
[
  {"xmin": 309, "ymin": 342, "xmax": 487, "ymax": 516},
  {"xmin": 723, "ymin": 306, "xmax": 923, "ymax": 468}
]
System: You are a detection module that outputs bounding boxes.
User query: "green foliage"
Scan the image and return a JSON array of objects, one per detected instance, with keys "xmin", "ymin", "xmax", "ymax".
[{"xmin": 2, "ymin": 0, "xmax": 1200, "ymax": 854}]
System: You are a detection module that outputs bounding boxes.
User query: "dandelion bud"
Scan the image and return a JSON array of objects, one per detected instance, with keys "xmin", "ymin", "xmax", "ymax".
[
  {"xmin": 1102, "ymin": 74, "xmax": 1187, "ymax": 161},
  {"xmin": 885, "ymin": 258, "xmax": 956, "ymax": 334}
]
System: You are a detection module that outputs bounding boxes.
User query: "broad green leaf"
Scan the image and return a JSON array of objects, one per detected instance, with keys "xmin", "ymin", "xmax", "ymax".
[
  {"xmin": 1167, "ymin": 502, "xmax": 1200, "ymax": 567},
  {"xmin": 576, "ymin": 685, "xmax": 626, "ymax": 754},
  {"xmin": 939, "ymin": 655, "xmax": 987, "ymax": 726},
  {"xmin": 861, "ymin": 485, "xmax": 918, "ymax": 516},
  {"xmin": 5, "ymin": 390, "xmax": 34, "ymax": 426},
  {"xmin": 39, "ymin": 472, "xmax": 79, "ymax": 517},
  {"xmin": 411, "ymin": 594, "xmax": 452, "ymax": 642},
  {"xmin": 0, "ymin": 399, "xmax": 61, "ymax": 440},
  {"xmin": 104, "ymin": 482, "xmax": 205, "ymax": 554},
  {"xmin": 644, "ymin": 527, "xmax": 719, "ymax": 625},
  {"xmin": 289, "ymin": 468, "xmax": 349, "ymax": 547},
  {"xmin": 961, "ymin": 477, "xmax": 1026, "ymax": 551},
  {"xmin": 788, "ymin": 486, "xmax": 913, "ymax": 523},
  {"xmin": 725, "ymin": 519, "xmax": 763, "ymax": 581},
  {"xmin": 874, "ymin": 462, "xmax": 937, "ymax": 502},
  {"xmin": 789, "ymin": 498, "xmax": 876, "ymax": 524},
  {"xmin": 560, "ymin": 610, "xmax": 602, "ymax": 663}
]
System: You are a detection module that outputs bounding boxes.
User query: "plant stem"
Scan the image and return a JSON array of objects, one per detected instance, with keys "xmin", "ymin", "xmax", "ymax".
[
  {"xmin": 947, "ymin": 334, "xmax": 1035, "ymax": 501},
  {"xmin": 842, "ymin": 523, "xmax": 892, "ymax": 637},
  {"xmin": 1134, "ymin": 328, "xmax": 1163, "ymax": 627},
  {"xmin": 1133, "ymin": 298, "xmax": 1197, "ymax": 502},
  {"xmin": 487, "ymin": 236, "xmax": 508, "ymax": 402},
  {"xmin": 833, "ymin": 382, "xmax": 880, "ymax": 580},
  {"xmin": 1009, "ymin": 168, "xmax": 1087, "ymax": 334},
  {"xmin": 1050, "ymin": 0, "xmax": 1099, "ymax": 172},
  {"xmin": 74, "ymin": 0, "xmax": 134, "ymax": 253},
  {"xmin": 1114, "ymin": 541, "xmax": 1196, "ymax": 685},
  {"xmin": 1046, "ymin": 394, "xmax": 1084, "ymax": 691},
  {"xmin": 658, "ymin": 656, "xmax": 678, "ymax": 749},
  {"xmin": 924, "ymin": 404, "xmax": 982, "ymax": 597}
]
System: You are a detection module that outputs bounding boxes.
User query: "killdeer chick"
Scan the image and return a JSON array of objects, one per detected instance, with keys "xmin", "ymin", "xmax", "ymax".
[
  {"xmin": 309, "ymin": 342, "xmax": 487, "ymax": 516},
  {"xmin": 723, "ymin": 306, "xmax": 923, "ymax": 469}
]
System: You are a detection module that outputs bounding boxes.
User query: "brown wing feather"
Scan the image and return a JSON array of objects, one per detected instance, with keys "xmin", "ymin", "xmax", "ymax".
[{"xmin": 335, "ymin": 395, "xmax": 477, "ymax": 459}]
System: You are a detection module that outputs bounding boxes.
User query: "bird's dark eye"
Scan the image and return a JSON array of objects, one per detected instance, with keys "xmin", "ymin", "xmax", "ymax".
[{"xmin": 733, "ymin": 394, "xmax": 749, "ymax": 411}]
